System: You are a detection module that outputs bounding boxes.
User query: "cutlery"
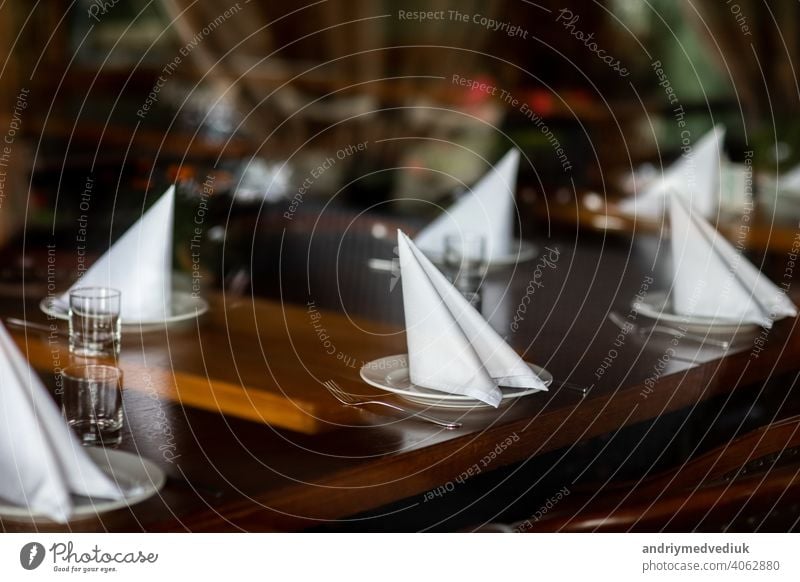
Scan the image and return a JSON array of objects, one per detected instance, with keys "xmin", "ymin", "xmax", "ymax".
[
  {"xmin": 555, "ymin": 380, "xmax": 592, "ymax": 395},
  {"xmin": 322, "ymin": 380, "xmax": 462, "ymax": 429},
  {"xmin": 608, "ymin": 312, "xmax": 730, "ymax": 349}
]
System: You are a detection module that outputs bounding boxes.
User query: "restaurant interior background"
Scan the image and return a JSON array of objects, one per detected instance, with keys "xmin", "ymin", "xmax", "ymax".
[{"xmin": 2, "ymin": 0, "xmax": 800, "ymax": 533}]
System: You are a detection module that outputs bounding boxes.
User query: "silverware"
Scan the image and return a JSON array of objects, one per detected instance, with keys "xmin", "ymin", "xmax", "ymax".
[
  {"xmin": 322, "ymin": 380, "xmax": 462, "ymax": 429},
  {"xmin": 608, "ymin": 312, "xmax": 730, "ymax": 349},
  {"xmin": 556, "ymin": 381, "xmax": 592, "ymax": 395}
]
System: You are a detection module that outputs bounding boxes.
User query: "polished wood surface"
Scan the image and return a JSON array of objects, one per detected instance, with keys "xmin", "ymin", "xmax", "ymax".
[
  {"xmin": 1, "ymin": 231, "xmax": 798, "ymax": 532},
  {"xmin": 522, "ymin": 415, "xmax": 800, "ymax": 532},
  {"xmin": 532, "ymin": 190, "xmax": 800, "ymax": 254},
  {"xmin": 14, "ymin": 296, "xmax": 377, "ymax": 434}
]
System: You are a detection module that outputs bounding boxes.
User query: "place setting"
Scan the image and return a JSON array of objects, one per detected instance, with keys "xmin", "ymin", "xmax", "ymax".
[
  {"xmin": 616, "ymin": 125, "xmax": 728, "ymax": 221},
  {"xmin": 39, "ymin": 185, "xmax": 209, "ymax": 329},
  {"xmin": 610, "ymin": 191, "xmax": 798, "ymax": 354},
  {"xmin": 0, "ymin": 185, "xmax": 218, "ymax": 524},
  {"xmin": 0, "ymin": 322, "xmax": 165, "ymax": 524},
  {"xmin": 337, "ymin": 230, "xmax": 552, "ymax": 426},
  {"xmin": 368, "ymin": 148, "xmax": 537, "ymax": 275}
]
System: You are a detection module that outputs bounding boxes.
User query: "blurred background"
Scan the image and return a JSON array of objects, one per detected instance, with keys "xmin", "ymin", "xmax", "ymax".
[{"xmin": 1, "ymin": 0, "xmax": 798, "ymax": 318}]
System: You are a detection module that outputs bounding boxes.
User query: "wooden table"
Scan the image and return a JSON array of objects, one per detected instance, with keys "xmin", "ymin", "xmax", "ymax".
[
  {"xmin": 528, "ymin": 187, "xmax": 800, "ymax": 255},
  {"xmin": 2, "ymin": 231, "xmax": 798, "ymax": 532}
]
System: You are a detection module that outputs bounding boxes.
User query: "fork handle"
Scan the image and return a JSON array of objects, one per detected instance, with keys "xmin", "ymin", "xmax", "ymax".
[
  {"xmin": 355, "ymin": 400, "xmax": 462, "ymax": 429},
  {"xmin": 643, "ymin": 326, "xmax": 730, "ymax": 348}
]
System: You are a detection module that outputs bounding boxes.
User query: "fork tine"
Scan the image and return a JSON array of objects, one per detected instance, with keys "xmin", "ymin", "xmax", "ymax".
[
  {"xmin": 322, "ymin": 380, "xmax": 343, "ymax": 403},
  {"xmin": 323, "ymin": 380, "xmax": 351, "ymax": 404},
  {"xmin": 322, "ymin": 379, "xmax": 461, "ymax": 429},
  {"xmin": 327, "ymin": 380, "xmax": 354, "ymax": 403},
  {"xmin": 323, "ymin": 380, "xmax": 339, "ymax": 395}
]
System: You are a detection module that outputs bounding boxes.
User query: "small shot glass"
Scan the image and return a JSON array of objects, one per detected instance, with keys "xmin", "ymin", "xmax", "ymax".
[
  {"xmin": 443, "ymin": 233, "xmax": 487, "ymax": 297},
  {"xmin": 60, "ymin": 365, "xmax": 124, "ymax": 447},
  {"xmin": 69, "ymin": 287, "xmax": 121, "ymax": 358},
  {"xmin": 461, "ymin": 290, "xmax": 483, "ymax": 313}
]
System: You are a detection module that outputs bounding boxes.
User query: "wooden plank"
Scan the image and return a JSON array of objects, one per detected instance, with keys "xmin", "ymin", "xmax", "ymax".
[{"xmin": 8, "ymin": 295, "xmax": 374, "ymax": 434}]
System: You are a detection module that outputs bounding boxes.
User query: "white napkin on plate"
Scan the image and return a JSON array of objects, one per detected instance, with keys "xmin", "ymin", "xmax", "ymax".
[
  {"xmin": 414, "ymin": 149, "xmax": 519, "ymax": 263},
  {"xmin": 57, "ymin": 185, "xmax": 175, "ymax": 321},
  {"xmin": 759, "ymin": 164, "xmax": 800, "ymax": 206},
  {"xmin": 669, "ymin": 193, "xmax": 797, "ymax": 327},
  {"xmin": 0, "ymin": 323, "xmax": 124, "ymax": 522},
  {"xmin": 778, "ymin": 164, "xmax": 800, "ymax": 192},
  {"xmin": 621, "ymin": 126, "xmax": 725, "ymax": 219},
  {"xmin": 398, "ymin": 230, "xmax": 547, "ymax": 407}
]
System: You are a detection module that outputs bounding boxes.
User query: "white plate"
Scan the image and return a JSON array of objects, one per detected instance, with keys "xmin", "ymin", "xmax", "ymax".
[
  {"xmin": 0, "ymin": 447, "xmax": 165, "ymax": 521},
  {"xmin": 426, "ymin": 239, "xmax": 538, "ymax": 269},
  {"xmin": 367, "ymin": 240, "xmax": 537, "ymax": 274},
  {"xmin": 40, "ymin": 290, "xmax": 209, "ymax": 327},
  {"xmin": 633, "ymin": 290, "xmax": 761, "ymax": 335},
  {"xmin": 360, "ymin": 354, "xmax": 552, "ymax": 409}
]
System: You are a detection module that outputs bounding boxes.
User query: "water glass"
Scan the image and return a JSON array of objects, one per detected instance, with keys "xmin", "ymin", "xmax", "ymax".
[
  {"xmin": 60, "ymin": 365, "xmax": 124, "ymax": 446},
  {"xmin": 69, "ymin": 287, "xmax": 121, "ymax": 357},
  {"xmin": 443, "ymin": 233, "xmax": 487, "ymax": 296},
  {"xmin": 461, "ymin": 290, "xmax": 483, "ymax": 313}
]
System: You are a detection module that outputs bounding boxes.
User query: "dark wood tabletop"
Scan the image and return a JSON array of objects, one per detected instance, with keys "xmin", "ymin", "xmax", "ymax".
[{"xmin": 1, "ymin": 228, "xmax": 798, "ymax": 532}]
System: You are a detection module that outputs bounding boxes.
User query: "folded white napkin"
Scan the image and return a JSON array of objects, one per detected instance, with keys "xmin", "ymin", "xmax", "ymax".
[
  {"xmin": 414, "ymin": 149, "xmax": 519, "ymax": 262},
  {"xmin": 398, "ymin": 230, "xmax": 547, "ymax": 407},
  {"xmin": 58, "ymin": 186, "xmax": 175, "ymax": 321},
  {"xmin": 669, "ymin": 193, "xmax": 797, "ymax": 327},
  {"xmin": 717, "ymin": 160, "xmax": 751, "ymax": 214},
  {"xmin": 779, "ymin": 165, "xmax": 800, "ymax": 192},
  {"xmin": 621, "ymin": 126, "xmax": 725, "ymax": 218},
  {"xmin": 0, "ymin": 324, "xmax": 124, "ymax": 522},
  {"xmin": 759, "ymin": 164, "xmax": 800, "ymax": 203}
]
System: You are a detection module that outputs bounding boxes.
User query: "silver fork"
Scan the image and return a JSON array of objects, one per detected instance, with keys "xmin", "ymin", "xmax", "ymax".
[
  {"xmin": 608, "ymin": 312, "xmax": 731, "ymax": 349},
  {"xmin": 322, "ymin": 380, "xmax": 462, "ymax": 429}
]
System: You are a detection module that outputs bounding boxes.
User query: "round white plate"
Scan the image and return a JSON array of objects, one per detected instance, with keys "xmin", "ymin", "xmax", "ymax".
[
  {"xmin": 40, "ymin": 290, "xmax": 209, "ymax": 327},
  {"xmin": 367, "ymin": 240, "xmax": 538, "ymax": 274},
  {"xmin": 633, "ymin": 290, "xmax": 761, "ymax": 336},
  {"xmin": 0, "ymin": 447, "xmax": 165, "ymax": 521},
  {"xmin": 425, "ymin": 239, "xmax": 538, "ymax": 270},
  {"xmin": 360, "ymin": 354, "xmax": 552, "ymax": 409}
]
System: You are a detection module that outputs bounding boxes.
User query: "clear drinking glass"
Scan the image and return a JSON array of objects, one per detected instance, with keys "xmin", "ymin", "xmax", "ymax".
[
  {"xmin": 461, "ymin": 290, "xmax": 483, "ymax": 313},
  {"xmin": 443, "ymin": 233, "xmax": 487, "ymax": 300},
  {"xmin": 69, "ymin": 287, "xmax": 121, "ymax": 357},
  {"xmin": 60, "ymin": 365, "xmax": 124, "ymax": 446}
]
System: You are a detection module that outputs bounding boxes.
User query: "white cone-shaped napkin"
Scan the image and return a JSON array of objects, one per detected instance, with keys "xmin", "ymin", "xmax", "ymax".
[
  {"xmin": 779, "ymin": 165, "xmax": 800, "ymax": 192},
  {"xmin": 58, "ymin": 186, "xmax": 175, "ymax": 321},
  {"xmin": 0, "ymin": 324, "xmax": 124, "ymax": 522},
  {"xmin": 414, "ymin": 149, "xmax": 519, "ymax": 262},
  {"xmin": 621, "ymin": 126, "xmax": 725, "ymax": 218},
  {"xmin": 670, "ymin": 193, "xmax": 797, "ymax": 328},
  {"xmin": 398, "ymin": 230, "xmax": 547, "ymax": 407},
  {"xmin": 761, "ymin": 163, "xmax": 800, "ymax": 196}
]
